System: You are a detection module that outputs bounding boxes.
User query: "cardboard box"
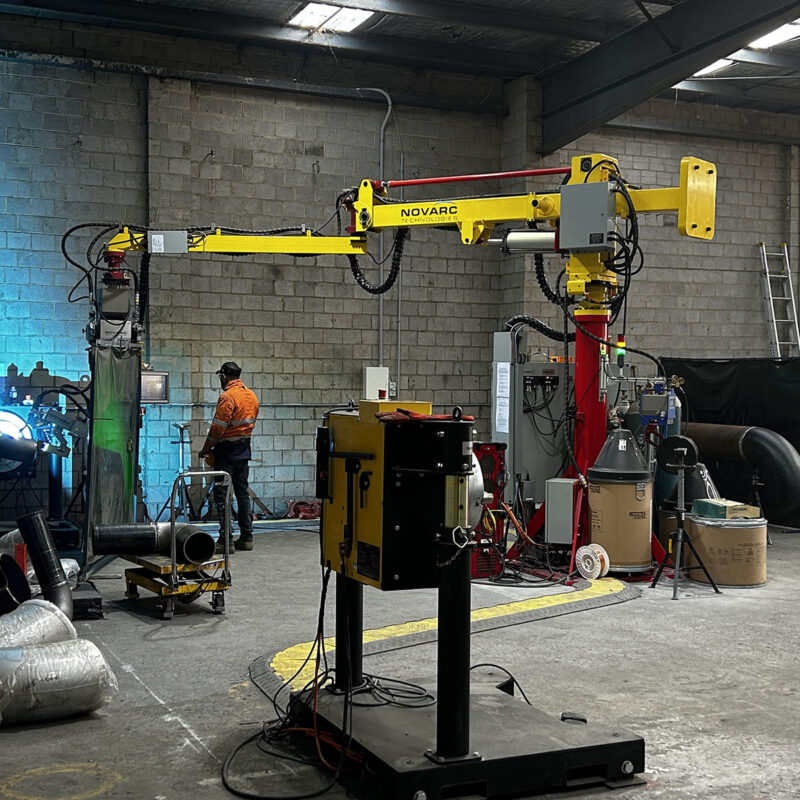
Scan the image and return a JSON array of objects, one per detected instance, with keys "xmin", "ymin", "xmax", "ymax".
[{"xmin": 690, "ymin": 498, "xmax": 761, "ymax": 519}]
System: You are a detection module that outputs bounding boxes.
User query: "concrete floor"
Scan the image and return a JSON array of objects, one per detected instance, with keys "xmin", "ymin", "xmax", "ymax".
[{"xmin": 1, "ymin": 527, "xmax": 799, "ymax": 800}]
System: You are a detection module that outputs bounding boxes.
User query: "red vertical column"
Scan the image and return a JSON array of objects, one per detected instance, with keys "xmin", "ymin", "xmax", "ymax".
[
  {"xmin": 573, "ymin": 310, "xmax": 609, "ymax": 476},
  {"xmin": 571, "ymin": 310, "xmax": 609, "ymax": 551}
]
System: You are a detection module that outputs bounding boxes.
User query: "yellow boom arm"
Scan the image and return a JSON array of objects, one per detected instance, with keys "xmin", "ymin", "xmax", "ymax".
[{"xmin": 104, "ymin": 153, "xmax": 715, "ymax": 307}]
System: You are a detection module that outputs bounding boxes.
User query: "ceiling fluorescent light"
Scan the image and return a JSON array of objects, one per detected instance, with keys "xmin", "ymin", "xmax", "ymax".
[
  {"xmin": 288, "ymin": 3, "xmax": 374, "ymax": 32},
  {"xmin": 692, "ymin": 59, "xmax": 733, "ymax": 77},
  {"xmin": 288, "ymin": 3, "xmax": 338, "ymax": 29},
  {"xmin": 325, "ymin": 7, "xmax": 374, "ymax": 32},
  {"xmin": 749, "ymin": 21, "xmax": 800, "ymax": 50}
]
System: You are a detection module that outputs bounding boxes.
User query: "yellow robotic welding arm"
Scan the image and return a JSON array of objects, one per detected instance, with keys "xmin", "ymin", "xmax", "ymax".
[{"xmin": 104, "ymin": 152, "xmax": 716, "ymax": 306}]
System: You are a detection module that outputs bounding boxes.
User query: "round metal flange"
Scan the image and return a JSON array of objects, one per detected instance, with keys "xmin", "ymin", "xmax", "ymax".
[{"xmin": 656, "ymin": 435, "xmax": 699, "ymax": 475}]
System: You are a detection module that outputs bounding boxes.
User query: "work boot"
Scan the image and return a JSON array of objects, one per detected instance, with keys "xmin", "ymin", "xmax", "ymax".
[
  {"xmin": 215, "ymin": 537, "xmax": 234, "ymax": 555},
  {"xmin": 234, "ymin": 536, "xmax": 253, "ymax": 552}
]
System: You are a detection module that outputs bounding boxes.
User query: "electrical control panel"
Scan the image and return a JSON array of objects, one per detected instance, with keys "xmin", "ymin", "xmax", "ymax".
[
  {"xmin": 492, "ymin": 332, "xmax": 569, "ymax": 504},
  {"xmin": 558, "ymin": 181, "xmax": 616, "ymax": 253},
  {"xmin": 639, "ymin": 390, "xmax": 676, "ymax": 425}
]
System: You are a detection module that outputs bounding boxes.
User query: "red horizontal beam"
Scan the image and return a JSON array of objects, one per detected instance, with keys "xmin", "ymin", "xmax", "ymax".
[{"xmin": 373, "ymin": 166, "xmax": 571, "ymax": 190}]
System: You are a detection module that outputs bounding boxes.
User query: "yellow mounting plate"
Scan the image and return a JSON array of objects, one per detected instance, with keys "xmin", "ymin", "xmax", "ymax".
[{"xmin": 678, "ymin": 157, "xmax": 716, "ymax": 240}]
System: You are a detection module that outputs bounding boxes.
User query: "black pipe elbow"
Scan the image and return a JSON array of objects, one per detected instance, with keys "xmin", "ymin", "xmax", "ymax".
[
  {"xmin": 684, "ymin": 422, "xmax": 800, "ymax": 522},
  {"xmin": 740, "ymin": 427, "xmax": 800, "ymax": 519},
  {"xmin": 17, "ymin": 510, "xmax": 73, "ymax": 621}
]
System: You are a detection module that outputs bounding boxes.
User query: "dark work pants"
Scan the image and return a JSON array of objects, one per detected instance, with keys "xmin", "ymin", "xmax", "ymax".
[{"xmin": 213, "ymin": 457, "xmax": 253, "ymax": 539}]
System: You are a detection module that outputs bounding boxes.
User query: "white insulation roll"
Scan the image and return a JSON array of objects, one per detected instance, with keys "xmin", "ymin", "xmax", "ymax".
[
  {"xmin": 0, "ymin": 599, "xmax": 77, "ymax": 648},
  {"xmin": 0, "ymin": 638, "xmax": 118, "ymax": 725}
]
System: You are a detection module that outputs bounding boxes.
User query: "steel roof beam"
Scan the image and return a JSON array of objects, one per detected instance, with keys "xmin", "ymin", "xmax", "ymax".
[
  {"xmin": 321, "ymin": 0, "xmax": 610, "ymax": 43},
  {"xmin": 540, "ymin": 0, "xmax": 800, "ymax": 153},
  {"xmin": 673, "ymin": 78, "xmax": 800, "ymax": 104},
  {"xmin": 729, "ymin": 46, "xmax": 800, "ymax": 70},
  {"xmin": 0, "ymin": 0, "xmax": 542, "ymax": 74}
]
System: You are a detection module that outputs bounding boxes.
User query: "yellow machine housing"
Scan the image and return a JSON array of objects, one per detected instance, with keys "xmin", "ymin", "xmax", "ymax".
[{"xmin": 317, "ymin": 401, "xmax": 475, "ymax": 591}]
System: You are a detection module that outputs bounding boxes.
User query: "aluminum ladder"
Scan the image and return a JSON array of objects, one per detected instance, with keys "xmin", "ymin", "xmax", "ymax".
[{"xmin": 758, "ymin": 242, "xmax": 800, "ymax": 358}]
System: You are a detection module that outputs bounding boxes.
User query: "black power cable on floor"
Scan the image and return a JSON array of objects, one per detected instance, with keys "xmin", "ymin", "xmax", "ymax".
[
  {"xmin": 470, "ymin": 663, "xmax": 531, "ymax": 705},
  {"xmin": 222, "ymin": 565, "xmax": 349, "ymax": 800}
]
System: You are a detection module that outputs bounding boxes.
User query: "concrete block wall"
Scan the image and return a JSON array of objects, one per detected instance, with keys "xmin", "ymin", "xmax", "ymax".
[
  {"xmin": 499, "ymin": 81, "xmax": 800, "ymax": 370},
  {"xmin": 0, "ymin": 60, "xmax": 146, "ymax": 519},
  {"xmin": 139, "ymin": 76, "xmax": 502, "ymax": 514},
  {"xmin": 564, "ymin": 105, "xmax": 795, "ymax": 362},
  {"xmin": 3, "ymin": 17, "xmax": 800, "ymax": 519},
  {"xmin": 0, "ymin": 62, "xmax": 146, "ymax": 379}
]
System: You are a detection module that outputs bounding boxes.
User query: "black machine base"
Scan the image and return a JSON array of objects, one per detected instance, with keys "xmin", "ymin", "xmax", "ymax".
[
  {"xmin": 291, "ymin": 681, "xmax": 645, "ymax": 800},
  {"xmin": 72, "ymin": 579, "xmax": 104, "ymax": 620}
]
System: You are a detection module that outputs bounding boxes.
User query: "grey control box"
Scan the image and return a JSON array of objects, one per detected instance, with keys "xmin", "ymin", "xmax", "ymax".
[
  {"xmin": 558, "ymin": 182, "xmax": 615, "ymax": 253},
  {"xmin": 545, "ymin": 478, "xmax": 578, "ymax": 544},
  {"xmin": 147, "ymin": 230, "xmax": 188, "ymax": 254}
]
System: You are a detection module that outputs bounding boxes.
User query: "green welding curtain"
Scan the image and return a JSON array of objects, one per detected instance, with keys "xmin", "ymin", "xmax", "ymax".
[{"xmin": 86, "ymin": 346, "xmax": 141, "ymax": 541}]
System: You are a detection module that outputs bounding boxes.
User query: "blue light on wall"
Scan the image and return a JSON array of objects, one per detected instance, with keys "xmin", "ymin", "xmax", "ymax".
[{"xmin": 0, "ymin": 406, "xmax": 34, "ymax": 477}]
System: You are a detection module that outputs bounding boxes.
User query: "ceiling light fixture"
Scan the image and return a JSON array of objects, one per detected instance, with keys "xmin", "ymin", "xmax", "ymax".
[
  {"xmin": 691, "ymin": 59, "xmax": 733, "ymax": 77},
  {"xmin": 749, "ymin": 20, "xmax": 800, "ymax": 50},
  {"xmin": 288, "ymin": 3, "xmax": 374, "ymax": 33}
]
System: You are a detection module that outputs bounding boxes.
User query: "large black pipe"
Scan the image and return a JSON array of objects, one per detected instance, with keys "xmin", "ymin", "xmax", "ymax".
[
  {"xmin": 92, "ymin": 522, "xmax": 216, "ymax": 564},
  {"xmin": 0, "ymin": 435, "xmax": 38, "ymax": 465},
  {"xmin": 0, "ymin": 553, "xmax": 32, "ymax": 615},
  {"xmin": 684, "ymin": 423, "xmax": 800, "ymax": 520},
  {"xmin": 17, "ymin": 511, "xmax": 73, "ymax": 620}
]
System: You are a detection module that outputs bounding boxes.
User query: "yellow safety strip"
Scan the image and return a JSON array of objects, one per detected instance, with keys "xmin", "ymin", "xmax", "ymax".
[{"xmin": 270, "ymin": 578, "xmax": 626, "ymax": 690}]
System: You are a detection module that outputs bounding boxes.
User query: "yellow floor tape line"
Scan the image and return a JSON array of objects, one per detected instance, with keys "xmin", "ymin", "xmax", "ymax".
[{"xmin": 271, "ymin": 578, "xmax": 626, "ymax": 690}]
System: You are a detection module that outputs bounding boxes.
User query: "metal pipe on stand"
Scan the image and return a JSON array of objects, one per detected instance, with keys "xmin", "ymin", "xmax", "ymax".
[{"xmin": 92, "ymin": 521, "xmax": 216, "ymax": 564}]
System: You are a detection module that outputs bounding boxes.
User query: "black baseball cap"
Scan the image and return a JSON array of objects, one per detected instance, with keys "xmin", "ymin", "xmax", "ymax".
[{"xmin": 216, "ymin": 361, "xmax": 241, "ymax": 377}]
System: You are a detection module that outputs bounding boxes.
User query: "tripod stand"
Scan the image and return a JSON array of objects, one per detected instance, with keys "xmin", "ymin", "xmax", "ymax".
[
  {"xmin": 156, "ymin": 423, "xmax": 199, "ymax": 522},
  {"xmin": 651, "ymin": 436, "xmax": 721, "ymax": 600}
]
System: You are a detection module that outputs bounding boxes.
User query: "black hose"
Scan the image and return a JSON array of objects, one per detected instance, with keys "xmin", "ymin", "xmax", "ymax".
[
  {"xmin": 17, "ymin": 511, "xmax": 73, "ymax": 620},
  {"xmin": 139, "ymin": 252, "xmax": 150, "ymax": 323},
  {"xmin": 505, "ymin": 314, "xmax": 574, "ymax": 343},
  {"xmin": 534, "ymin": 252, "xmax": 560, "ymax": 306},
  {"xmin": 348, "ymin": 228, "xmax": 408, "ymax": 294}
]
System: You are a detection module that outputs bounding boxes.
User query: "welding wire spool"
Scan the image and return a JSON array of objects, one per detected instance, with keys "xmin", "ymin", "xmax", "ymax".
[
  {"xmin": 575, "ymin": 545, "xmax": 603, "ymax": 580},
  {"xmin": 588, "ymin": 543, "xmax": 610, "ymax": 577}
]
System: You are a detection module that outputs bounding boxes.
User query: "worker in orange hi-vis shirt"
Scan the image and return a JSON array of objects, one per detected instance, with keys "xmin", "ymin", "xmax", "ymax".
[{"xmin": 199, "ymin": 361, "xmax": 260, "ymax": 553}]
